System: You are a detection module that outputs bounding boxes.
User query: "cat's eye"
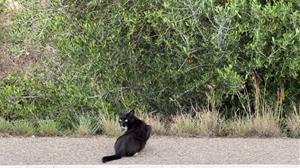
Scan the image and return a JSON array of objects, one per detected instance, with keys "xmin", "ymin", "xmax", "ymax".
[{"xmin": 125, "ymin": 119, "xmax": 128, "ymax": 122}]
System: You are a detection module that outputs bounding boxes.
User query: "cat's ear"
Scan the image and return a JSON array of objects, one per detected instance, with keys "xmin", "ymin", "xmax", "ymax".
[
  {"xmin": 128, "ymin": 109, "xmax": 135, "ymax": 116},
  {"xmin": 119, "ymin": 111, "xmax": 126, "ymax": 116}
]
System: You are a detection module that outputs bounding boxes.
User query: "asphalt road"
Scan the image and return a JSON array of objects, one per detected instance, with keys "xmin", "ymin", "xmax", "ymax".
[{"xmin": 0, "ymin": 136, "xmax": 299, "ymax": 165}]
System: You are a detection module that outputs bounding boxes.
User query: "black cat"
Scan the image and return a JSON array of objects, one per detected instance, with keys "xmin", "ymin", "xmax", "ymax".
[{"xmin": 102, "ymin": 110, "xmax": 152, "ymax": 163}]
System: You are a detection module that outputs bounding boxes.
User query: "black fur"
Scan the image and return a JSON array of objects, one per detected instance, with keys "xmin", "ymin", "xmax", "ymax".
[{"xmin": 102, "ymin": 110, "xmax": 152, "ymax": 163}]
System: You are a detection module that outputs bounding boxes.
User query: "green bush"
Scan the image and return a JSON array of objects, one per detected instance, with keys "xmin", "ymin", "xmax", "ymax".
[
  {"xmin": 0, "ymin": 0, "xmax": 299, "ymax": 132},
  {"xmin": 57, "ymin": 0, "xmax": 299, "ymax": 115}
]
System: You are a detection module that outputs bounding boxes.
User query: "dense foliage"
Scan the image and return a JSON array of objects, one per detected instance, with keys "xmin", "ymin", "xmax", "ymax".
[{"xmin": 0, "ymin": 0, "xmax": 299, "ymax": 129}]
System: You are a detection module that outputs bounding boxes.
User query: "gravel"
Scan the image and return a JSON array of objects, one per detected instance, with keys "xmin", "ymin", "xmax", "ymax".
[{"xmin": 0, "ymin": 136, "xmax": 299, "ymax": 165}]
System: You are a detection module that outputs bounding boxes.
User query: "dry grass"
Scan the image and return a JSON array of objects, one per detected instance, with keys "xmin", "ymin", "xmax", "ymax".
[
  {"xmin": 251, "ymin": 111, "xmax": 282, "ymax": 137},
  {"xmin": 286, "ymin": 106, "xmax": 300, "ymax": 138},
  {"xmin": 225, "ymin": 112, "xmax": 282, "ymax": 137},
  {"xmin": 169, "ymin": 108, "xmax": 224, "ymax": 137},
  {"xmin": 224, "ymin": 77, "xmax": 282, "ymax": 137},
  {"xmin": 99, "ymin": 114, "xmax": 122, "ymax": 137},
  {"xmin": 225, "ymin": 116, "xmax": 254, "ymax": 137},
  {"xmin": 196, "ymin": 109, "xmax": 225, "ymax": 136},
  {"xmin": 169, "ymin": 110, "xmax": 282, "ymax": 138},
  {"xmin": 169, "ymin": 114, "xmax": 201, "ymax": 136},
  {"xmin": 74, "ymin": 115, "xmax": 98, "ymax": 136},
  {"xmin": 168, "ymin": 90, "xmax": 283, "ymax": 138},
  {"xmin": 249, "ymin": 78, "xmax": 283, "ymax": 137},
  {"xmin": 137, "ymin": 112, "xmax": 167, "ymax": 135}
]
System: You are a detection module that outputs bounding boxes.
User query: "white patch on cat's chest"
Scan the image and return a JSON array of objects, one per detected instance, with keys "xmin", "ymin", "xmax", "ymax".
[{"xmin": 120, "ymin": 126, "xmax": 128, "ymax": 131}]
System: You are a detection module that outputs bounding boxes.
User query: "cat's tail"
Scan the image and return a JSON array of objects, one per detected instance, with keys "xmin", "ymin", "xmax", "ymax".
[{"xmin": 102, "ymin": 154, "xmax": 122, "ymax": 163}]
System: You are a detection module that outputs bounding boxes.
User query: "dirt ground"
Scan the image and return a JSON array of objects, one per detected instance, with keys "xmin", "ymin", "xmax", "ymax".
[{"xmin": 0, "ymin": 136, "xmax": 299, "ymax": 165}]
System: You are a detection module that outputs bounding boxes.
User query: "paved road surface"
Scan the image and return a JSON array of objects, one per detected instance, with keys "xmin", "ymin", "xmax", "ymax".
[{"xmin": 0, "ymin": 136, "xmax": 299, "ymax": 165}]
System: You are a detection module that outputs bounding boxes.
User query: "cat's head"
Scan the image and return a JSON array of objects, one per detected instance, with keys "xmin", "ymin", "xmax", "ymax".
[{"xmin": 119, "ymin": 110, "xmax": 136, "ymax": 131}]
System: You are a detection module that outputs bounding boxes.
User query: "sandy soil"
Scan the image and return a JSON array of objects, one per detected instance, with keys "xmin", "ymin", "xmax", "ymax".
[{"xmin": 0, "ymin": 136, "xmax": 299, "ymax": 165}]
